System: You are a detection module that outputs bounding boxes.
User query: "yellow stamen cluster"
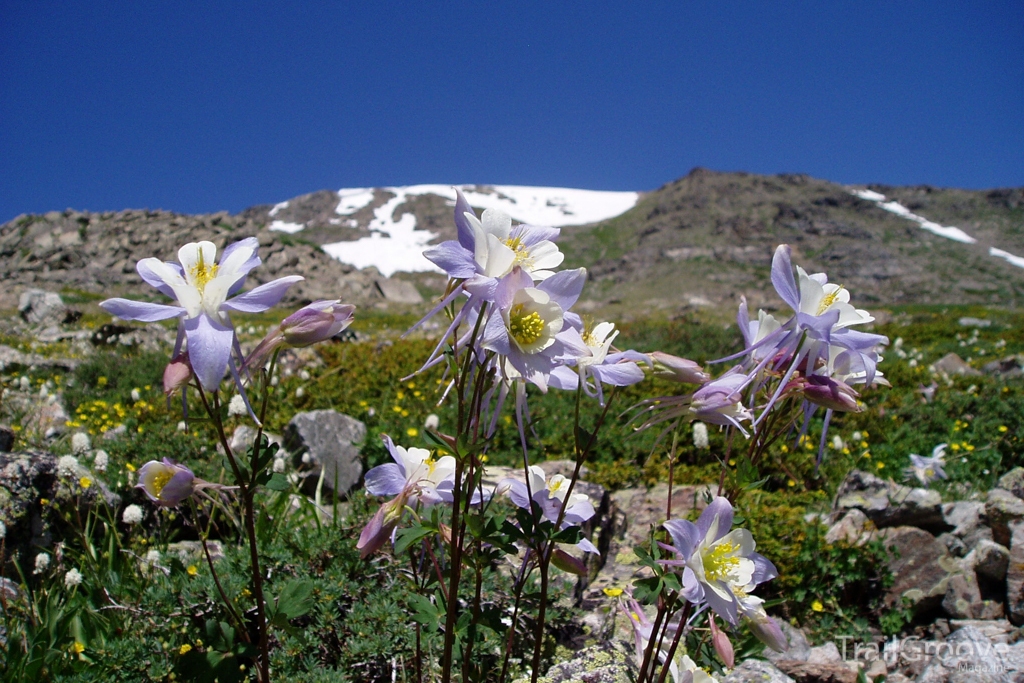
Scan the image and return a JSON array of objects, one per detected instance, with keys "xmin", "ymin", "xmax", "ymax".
[
  {"xmin": 504, "ymin": 235, "xmax": 533, "ymax": 269},
  {"xmin": 702, "ymin": 541, "xmax": 740, "ymax": 582},
  {"xmin": 508, "ymin": 304, "xmax": 544, "ymax": 346},
  {"xmin": 189, "ymin": 252, "xmax": 219, "ymax": 291},
  {"xmin": 816, "ymin": 286, "xmax": 845, "ymax": 315},
  {"xmin": 151, "ymin": 470, "xmax": 173, "ymax": 495}
]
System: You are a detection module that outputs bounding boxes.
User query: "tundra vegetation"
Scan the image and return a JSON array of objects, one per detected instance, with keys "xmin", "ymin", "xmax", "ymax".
[{"xmin": 1, "ymin": 196, "xmax": 1023, "ymax": 683}]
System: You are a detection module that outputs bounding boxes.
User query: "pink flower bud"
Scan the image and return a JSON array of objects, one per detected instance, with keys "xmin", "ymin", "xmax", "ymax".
[
  {"xmin": 281, "ymin": 300, "xmax": 356, "ymax": 347},
  {"xmin": 137, "ymin": 459, "xmax": 195, "ymax": 507},
  {"xmin": 550, "ymin": 548, "xmax": 588, "ymax": 576},
  {"xmin": 709, "ymin": 615, "xmax": 735, "ymax": 668},
  {"xmin": 649, "ymin": 352, "xmax": 710, "ymax": 384},
  {"xmin": 163, "ymin": 354, "xmax": 192, "ymax": 396},
  {"xmin": 798, "ymin": 375, "xmax": 862, "ymax": 413}
]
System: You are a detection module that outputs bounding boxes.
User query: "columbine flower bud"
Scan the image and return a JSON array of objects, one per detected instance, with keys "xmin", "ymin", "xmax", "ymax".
[
  {"xmin": 245, "ymin": 300, "xmax": 356, "ymax": 371},
  {"xmin": 281, "ymin": 300, "xmax": 356, "ymax": 347},
  {"xmin": 137, "ymin": 459, "xmax": 195, "ymax": 507},
  {"xmin": 709, "ymin": 615, "xmax": 735, "ymax": 668},
  {"xmin": 797, "ymin": 375, "xmax": 862, "ymax": 413},
  {"xmin": 551, "ymin": 548, "xmax": 588, "ymax": 576},
  {"xmin": 163, "ymin": 354, "xmax": 192, "ymax": 396},
  {"xmin": 649, "ymin": 352, "xmax": 710, "ymax": 384}
]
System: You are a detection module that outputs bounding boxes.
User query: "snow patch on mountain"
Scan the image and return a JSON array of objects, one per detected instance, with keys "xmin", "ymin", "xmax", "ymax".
[{"xmin": 321, "ymin": 184, "xmax": 639, "ymax": 277}]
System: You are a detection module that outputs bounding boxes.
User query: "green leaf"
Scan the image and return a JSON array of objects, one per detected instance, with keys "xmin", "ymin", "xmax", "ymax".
[
  {"xmin": 264, "ymin": 473, "xmax": 290, "ymax": 491},
  {"xmin": 275, "ymin": 579, "xmax": 315, "ymax": 621},
  {"xmin": 394, "ymin": 525, "xmax": 434, "ymax": 555}
]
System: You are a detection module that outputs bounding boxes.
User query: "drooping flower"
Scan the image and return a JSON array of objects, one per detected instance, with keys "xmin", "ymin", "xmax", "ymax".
[
  {"xmin": 650, "ymin": 352, "xmax": 711, "ymax": 385},
  {"xmin": 357, "ymin": 435, "xmax": 456, "ymax": 558},
  {"xmin": 662, "ymin": 497, "xmax": 777, "ymax": 626},
  {"xmin": 100, "ymin": 238, "xmax": 303, "ymax": 391},
  {"xmin": 736, "ymin": 593, "xmax": 789, "ymax": 652},
  {"xmin": 500, "ymin": 465, "xmax": 598, "ymax": 554},
  {"xmin": 689, "ymin": 371, "xmax": 754, "ymax": 433},
  {"xmin": 244, "ymin": 299, "xmax": 355, "ymax": 371},
  {"xmin": 137, "ymin": 459, "xmax": 196, "ymax": 507}
]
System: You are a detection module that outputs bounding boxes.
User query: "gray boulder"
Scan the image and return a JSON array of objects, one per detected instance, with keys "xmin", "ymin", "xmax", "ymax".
[
  {"xmin": 943, "ymin": 501, "xmax": 992, "ymax": 551},
  {"xmin": 18, "ymin": 289, "xmax": 68, "ymax": 327},
  {"xmin": 932, "ymin": 352, "xmax": 982, "ymax": 377},
  {"xmin": 972, "ymin": 539, "xmax": 1011, "ymax": 584},
  {"xmin": 284, "ymin": 410, "xmax": 366, "ymax": 498},
  {"xmin": 915, "ymin": 625, "xmax": 1013, "ymax": 683}
]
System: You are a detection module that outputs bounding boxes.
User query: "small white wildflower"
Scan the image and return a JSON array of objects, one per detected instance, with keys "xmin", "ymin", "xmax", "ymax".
[
  {"xmin": 367, "ymin": 407, "xmax": 376, "ymax": 417},
  {"xmin": 122, "ymin": 504, "xmax": 143, "ymax": 525},
  {"xmin": 247, "ymin": 326, "xmax": 256, "ymax": 335},
  {"xmin": 71, "ymin": 432, "xmax": 91, "ymax": 454},
  {"xmin": 64, "ymin": 568, "xmax": 83, "ymax": 588},
  {"xmin": 270, "ymin": 376, "xmax": 279, "ymax": 386},
  {"xmin": 424, "ymin": 414, "xmax": 440, "ymax": 430},
  {"xmin": 831, "ymin": 435, "xmax": 844, "ymax": 450},
  {"xmin": 176, "ymin": 421, "xmax": 187, "ymax": 432},
  {"xmin": 227, "ymin": 394, "xmax": 247, "ymax": 417},
  {"xmin": 0, "ymin": 520, "xmax": 6, "ymax": 539},
  {"xmin": 93, "ymin": 450, "xmax": 109, "ymax": 473},
  {"xmin": 299, "ymin": 370, "xmax": 311, "ymax": 381},
  {"xmin": 131, "ymin": 388, "xmax": 141, "ymax": 402},
  {"xmin": 692, "ymin": 421, "xmax": 709, "ymax": 449},
  {"xmin": 851, "ymin": 431, "xmax": 862, "ymax": 442},
  {"xmin": 301, "ymin": 452, "xmax": 312, "ymax": 465},
  {"xmin": 287, "ymin": 472, "xmax": 299, "ymax": 484},
  {"xmin": 145, "ymin": 549, "xmax": 161, "ymax": 563},
  {"xmin": 19, "ymin": 376, "xmax": 30, "ymax": 391},
  {"xmin": 909, "ymin": 359, "xmax": 918, "ymax": 368},
  {"xmin": 295, "ymin": 387, "xmax": 305, "ymax": 398},
  {"xmin": 33, "ymin": 552, "xmax": 50, "ymax": 574},
  {"xmin": 39, "ymin": 385, "xmax": 48, "ymax": 399},
  {"xmin": 57, "ymin": 455, "xmax": 80, "ymax": 477},
  {"xmin": 272, "ymin": 457, "xmax": 286, "ymax": 473}
]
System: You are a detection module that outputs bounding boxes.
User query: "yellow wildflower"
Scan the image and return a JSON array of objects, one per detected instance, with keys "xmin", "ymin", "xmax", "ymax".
[
  {"xmin": 79, "ymin": 477, "xmax": 92, "ymax": 489},
  {"xmin": 602, "ymin": 587, "xmax": 624, "ymax": 597},
  {"xmin": 179, "ymin": 644, "xmax": 192, "ymax": 655},
  {"xmin": 811, "ymin": 600, "xmax": 824, "ymax": 612},
  {"xmin": 187, "ymin": 565, "xmax": 198, "ymax": 577}
]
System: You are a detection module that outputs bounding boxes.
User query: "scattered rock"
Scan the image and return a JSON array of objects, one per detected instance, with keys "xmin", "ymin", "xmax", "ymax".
[
  {"xmin": 972, "ymin": 539, "xmax": 1010, "ymax": 584},
  {"xmin": 375, "ymin": 278, "xmax": 423, "ymax": 304},
  {"xmin": 914, "ymin": 625, "xmax": 1013, "ymax": 683},
  {"xmin": 825, "ymin": 509, "xmax": 872, "ymax": 545},
  {"xmin": 834, "ymin": 470, "xmax": 946, "ymax": 531},
  {"xmin": 723, "ymin": 659, "xmax": 795, "ymax": 683},
  {"xmin": 998, "ymin": 468, "xmax": 1024, "ymax": 501},
  {"xmin": 772, "ymin": 660, "xmax": 858, "ymax": 683},
  {"xmin": 284, "ymin": 410, "xmax": 366, "ymax": 498},
  {"xmin": 985, "ymin": 489, "xmax": 1024, "ymax": 546},
  {"xmin": 18, "ymin": 289, "xmax": 68, "ymax": 327},
  {"xmin": 517, "ymin": 641, "xmax": 636, "ymax": 683},
  {"xmin": 943, "ymin": 572, "xmax": 985, "ymax": 619},
  {"xmin": 931, "ymin": 352, "xmax": 982, "ymax": 377},
  {"xmin": 943, "ymin": 501, "xmax": 992, "ymax": 550},
  {"xmin": 880, "ymin": 526, "xmax": 960, "ymax": 615},
  {"xmin": 1004, "ymin": 519, "xmax": 1024, "ymax": 625},
  {"xmin": 764, "ymin": 621, "xmax": 812, "ymax": 663},
  {"xmin": 958, "ymin": 317, "xmax": 993, "ymax": 328},
  {"xmin": 983, "ymin": 355, "xmax": 1024, "ymax": 379}
]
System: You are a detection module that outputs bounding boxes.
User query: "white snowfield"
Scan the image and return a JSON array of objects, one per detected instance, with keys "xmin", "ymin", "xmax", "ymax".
[
  {"xmin": 315, "ymin": 185, "xmax": 639, "ymax": 277},
  {"xmin": 851, "ymin": 188, "xmax": 1024, "ymax": 270}
]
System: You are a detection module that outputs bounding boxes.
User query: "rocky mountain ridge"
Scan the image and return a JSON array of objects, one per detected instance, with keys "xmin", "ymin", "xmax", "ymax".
[{"xmin": 2, "ymin": 171, "xmax": 1022, "ymax": 317}]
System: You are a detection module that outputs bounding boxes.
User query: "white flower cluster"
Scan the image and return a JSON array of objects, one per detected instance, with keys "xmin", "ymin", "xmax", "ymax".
[
  {"xmin": 122, "ymin": 504, "xmax": 144, "ymax": 525},
  {"xmin": 64, "ymin": 568, "xmax": 83, "ymax": 588},
  {"xmin": 57, "ymin": 455, "xmax": 80, "ymax": 478},
  {"xmin": 71, "ymin": 432, "xmax": 91, "ymax": 454},
  {"xmin": 93, "ymin": 450, "xmax": 109, "ymax": 473},
  {"xmin": 34, "ymin": 552, "xmax": 50, "ymax": 574}
]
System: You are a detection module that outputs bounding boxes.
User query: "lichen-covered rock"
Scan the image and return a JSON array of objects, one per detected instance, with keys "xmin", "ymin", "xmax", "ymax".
[
  {"xmin": 1004, "ymin": 519, "xmax": 1024, "ymax": 625},
  {"xmin": 942, "ymin": 500, "xmax": 992, "ymax": 550},
  {"xmin": 914, "ymin": 625, "xmax": 1015, "ymax": 683},
  {"xmin": 971, "ymin": 539, "xmax": 1010, "ymax": 584},
  {"xmin": 997, "ymin": 468, "xmax": 1024, "ymax": 500},
  {"xmin": 985, "ymin": 489, "xmax": 1024, "ymax": 546},
  {"xmin": 723, "ymin": 659, "xmax": 795, "ymax": 683},
  {"xmin": 825, "ymin": 509, "xmax": 872, "ymax": 545},
  {"xmin": 834, "ymin": 470, "xmax": 945, "ymax": 531},
  {"xmin": 880, "ymin": 527, "xmax": 960, "ymax": 615},
  {"xmin": 514, "ymin": 641, "xmax": 636, "ymax": 683}
]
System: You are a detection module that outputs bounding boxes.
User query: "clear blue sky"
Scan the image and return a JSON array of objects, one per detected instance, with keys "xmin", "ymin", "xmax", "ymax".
[{"xmin": 1, "ymin": 1, "xmax": 1021, "ymax": 221}]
